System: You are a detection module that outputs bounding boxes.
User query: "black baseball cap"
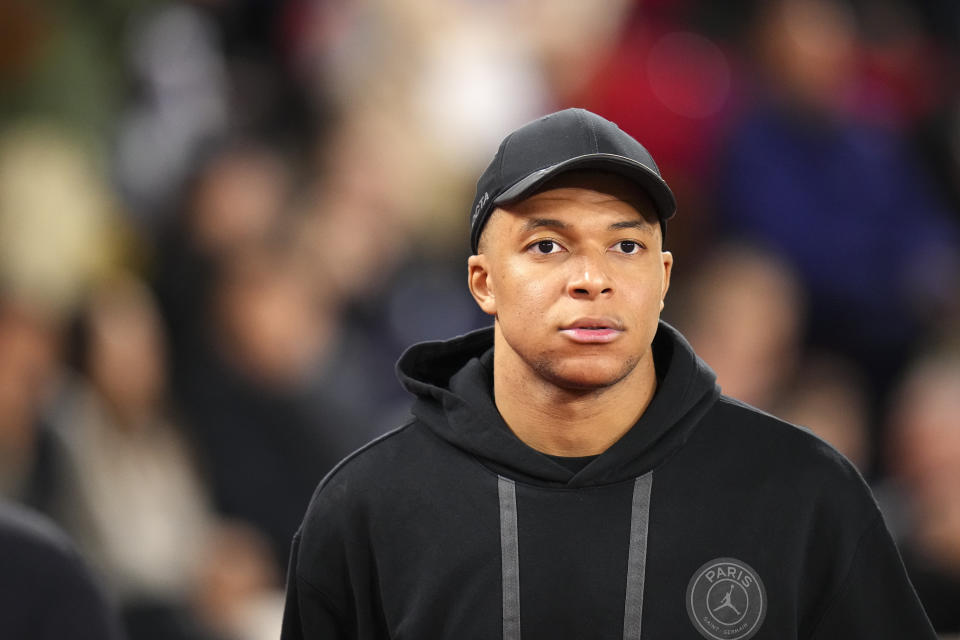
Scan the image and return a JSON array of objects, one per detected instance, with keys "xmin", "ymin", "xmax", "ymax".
[{"xmin": 469, "ymin": 108, "xmax": 677, "ymax": 253}]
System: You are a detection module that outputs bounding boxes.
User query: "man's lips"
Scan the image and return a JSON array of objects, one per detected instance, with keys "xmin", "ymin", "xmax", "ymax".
[{"xmin": 559, "ymin": 318, "xmax": 624, "ymax": 343}]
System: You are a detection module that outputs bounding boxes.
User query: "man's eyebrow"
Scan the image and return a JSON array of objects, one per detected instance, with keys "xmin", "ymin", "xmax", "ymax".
[
  {"xmin": 609, "ymin": 220, "xmax": 652, "ymax": 231},
  {"xmin": 522, "ymin": 218, "xmax": 569, "ymax": 231}
]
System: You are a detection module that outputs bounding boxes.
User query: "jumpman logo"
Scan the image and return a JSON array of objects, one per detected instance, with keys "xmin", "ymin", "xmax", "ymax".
[{"xmin": 712, "ymin": 585, "xmax": 742, "ymax": 617}]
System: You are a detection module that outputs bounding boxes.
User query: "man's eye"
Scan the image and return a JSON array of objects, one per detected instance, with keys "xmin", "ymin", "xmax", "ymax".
[
  {"xmin": 531, "ymin": 240, "xmax": 562, "ymax": 254},
  {"xmin": 614, "ymin": 240, "xmax": 640, "ymax": 254}
]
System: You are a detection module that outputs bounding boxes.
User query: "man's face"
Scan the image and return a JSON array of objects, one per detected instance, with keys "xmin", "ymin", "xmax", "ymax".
[{"xmin": 468, "ymin": 171, "xmax": 673, "ymax": 391}]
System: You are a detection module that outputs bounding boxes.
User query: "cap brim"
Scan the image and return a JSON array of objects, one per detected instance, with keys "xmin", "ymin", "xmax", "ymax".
[{"xmin": 493, "ymin": 153, "xmax": 677, "ymax": 222}]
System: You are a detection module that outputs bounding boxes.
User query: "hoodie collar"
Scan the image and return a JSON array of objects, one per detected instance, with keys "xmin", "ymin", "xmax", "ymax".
[{"xmin": 397, "ymin": 321, "xmax": 719, "ymax": 487}]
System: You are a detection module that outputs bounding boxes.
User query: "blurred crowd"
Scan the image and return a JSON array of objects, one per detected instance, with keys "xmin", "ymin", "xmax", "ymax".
[{"xmin": 0, "ymin": 0, "xmax": 958, "ymax": 638}]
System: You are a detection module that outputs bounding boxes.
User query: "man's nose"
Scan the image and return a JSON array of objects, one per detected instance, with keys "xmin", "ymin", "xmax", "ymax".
[{"xmin": 567, "ymin": 253, "xmax": 613, "ymax": 299}]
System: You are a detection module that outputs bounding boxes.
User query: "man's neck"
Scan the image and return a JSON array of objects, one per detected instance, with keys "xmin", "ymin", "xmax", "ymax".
[{"xmin": 492, "ymin": 335, "xmax": 658, "ymax": 457}]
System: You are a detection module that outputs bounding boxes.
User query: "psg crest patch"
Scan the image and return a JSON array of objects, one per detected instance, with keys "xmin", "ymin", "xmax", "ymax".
[{"xmin": 685, "ymin": 557, "xmax": 767, "ymax": 640}]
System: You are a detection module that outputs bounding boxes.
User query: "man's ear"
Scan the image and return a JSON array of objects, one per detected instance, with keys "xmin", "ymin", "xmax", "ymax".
[
  {"xmin": 467, "ymin": 254, "xmax": 497, "ymax": 316},
  {"xmin": 660, "ymin": 251, "xmax": 673, "ymax": 311}
]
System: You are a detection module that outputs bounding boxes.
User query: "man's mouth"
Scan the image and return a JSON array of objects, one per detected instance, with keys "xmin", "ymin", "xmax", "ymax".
[{"xmin": 560, "ymin": 318, "xmax": 623, "ymax": 343}]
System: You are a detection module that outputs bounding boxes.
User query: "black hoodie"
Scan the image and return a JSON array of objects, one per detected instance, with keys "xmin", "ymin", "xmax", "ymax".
[{"xmin": 281, "ymin": 322, "xmax": 935, "ymax": 639}]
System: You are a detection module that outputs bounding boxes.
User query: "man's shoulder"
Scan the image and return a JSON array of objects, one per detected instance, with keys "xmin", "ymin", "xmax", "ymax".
[
  {"xmin": 317, "ymin": 419, "xmax": 420, "ymax": 486},
  {"xmin": 703, "ymin": 395, "xmax": 874, "ymax": 504},
  {"xmin": 711, "ymin": 395, "xmax": 853, "ymax": 462},
  {"xmin": 300, "ymin": 418, "xmax": 455, "ymax": 521},
  {"xmin": 680, "ymin": 395, "xmax": 886, "ymax": 546}
]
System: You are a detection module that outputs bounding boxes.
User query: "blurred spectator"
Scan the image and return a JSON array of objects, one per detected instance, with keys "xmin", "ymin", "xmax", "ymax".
[
  {"xmin": 287, "ymin": 0, "xmax": 552, "ymax": 174},
  {"xmin": 187, "ymin": 142, "xmax": 290, "ymax": 260},
  {"xmin": 408, "ymin": 2, "xmax": 552, "ymax": 174},
  {"xmin": 569, "ymin": 0, "xmax": 739, "ymax": 258},
  {"xmin": 115, "ymin": 2, "xmax": 229, "ymax": 230},
  {"xmin": 0, "ymin": 298, "xmax": 61, "ymax": 507},
  {"xmin": 775, "ymin": 352, "xmax": 871, "ymax": 470},
  {"xmin": 0, "ymin": 499, "xmax": 124, "ymax": 640},
  {"xmin": 210, "ymin": 249, "xmax": 329, "ymax": 390},
  {"xmin": 174, "ymin": 242, "xmax": 374, "ymax": 573},
  {"xmin": 150, "ymin": 131, "xmax": 392, "ymax": 575},
  {"xmin": 667, "ymin": 243, "xmax": 804, "ymax": 412},
  {"xmin": 0, "ymin": 124, "xmax": 119, "ymax": 318},
  {"xmin": 517, "ymin": 0, "xmax": 633, "ymax": 106},
  {"xmin": 44, "ymin": 275, "xmax": 283, "ymax": 640},
  {"xmin": 0, "ymin": 125, "xmax": 122, "ymax": 508},
  {"xmin": 296, "ymin": 107, "xmax": 425, "ymax": 302},
  {"xmin": 291, "ymin": 105, "xmax": 489, "ymax": 417},
  {"xmin": 881, "ymin": 351, "xmax": 960, "ymax": 633},
  {"xmin": 852, "ymin": 0, "xmax": 957, "ymax": 134},
  {"xmin": 153, "ymin": 137, "xmax": 293, "ymax": 386},
  {"xmin": 716, "ymin": 0, "xmax": 960, "ymax": 433}
]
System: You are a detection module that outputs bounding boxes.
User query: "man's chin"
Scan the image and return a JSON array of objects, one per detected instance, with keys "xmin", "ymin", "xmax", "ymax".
[{"xmin": 532, "ymin": 356, "xmax": 640, "ymax": 392}]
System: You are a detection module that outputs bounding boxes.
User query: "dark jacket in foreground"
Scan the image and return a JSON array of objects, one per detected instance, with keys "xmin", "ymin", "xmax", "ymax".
[
  {"xmin": 0, "ymin": 500, "xmax": 124, "ymax": 640},
  {"xmin": 281, "ymin": 323, "xmax": 935, "ymax": 639}
]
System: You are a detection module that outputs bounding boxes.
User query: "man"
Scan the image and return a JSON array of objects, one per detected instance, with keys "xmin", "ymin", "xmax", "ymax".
[{"xmin": 281, "ymin": 109, "xmax": 935, "ymax": 639}]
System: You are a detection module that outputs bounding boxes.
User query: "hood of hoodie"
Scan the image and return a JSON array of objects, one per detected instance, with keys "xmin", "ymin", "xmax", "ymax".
[{"xmin": 396, "ymin": 321, "xmax": 720, "ymax": 488}]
